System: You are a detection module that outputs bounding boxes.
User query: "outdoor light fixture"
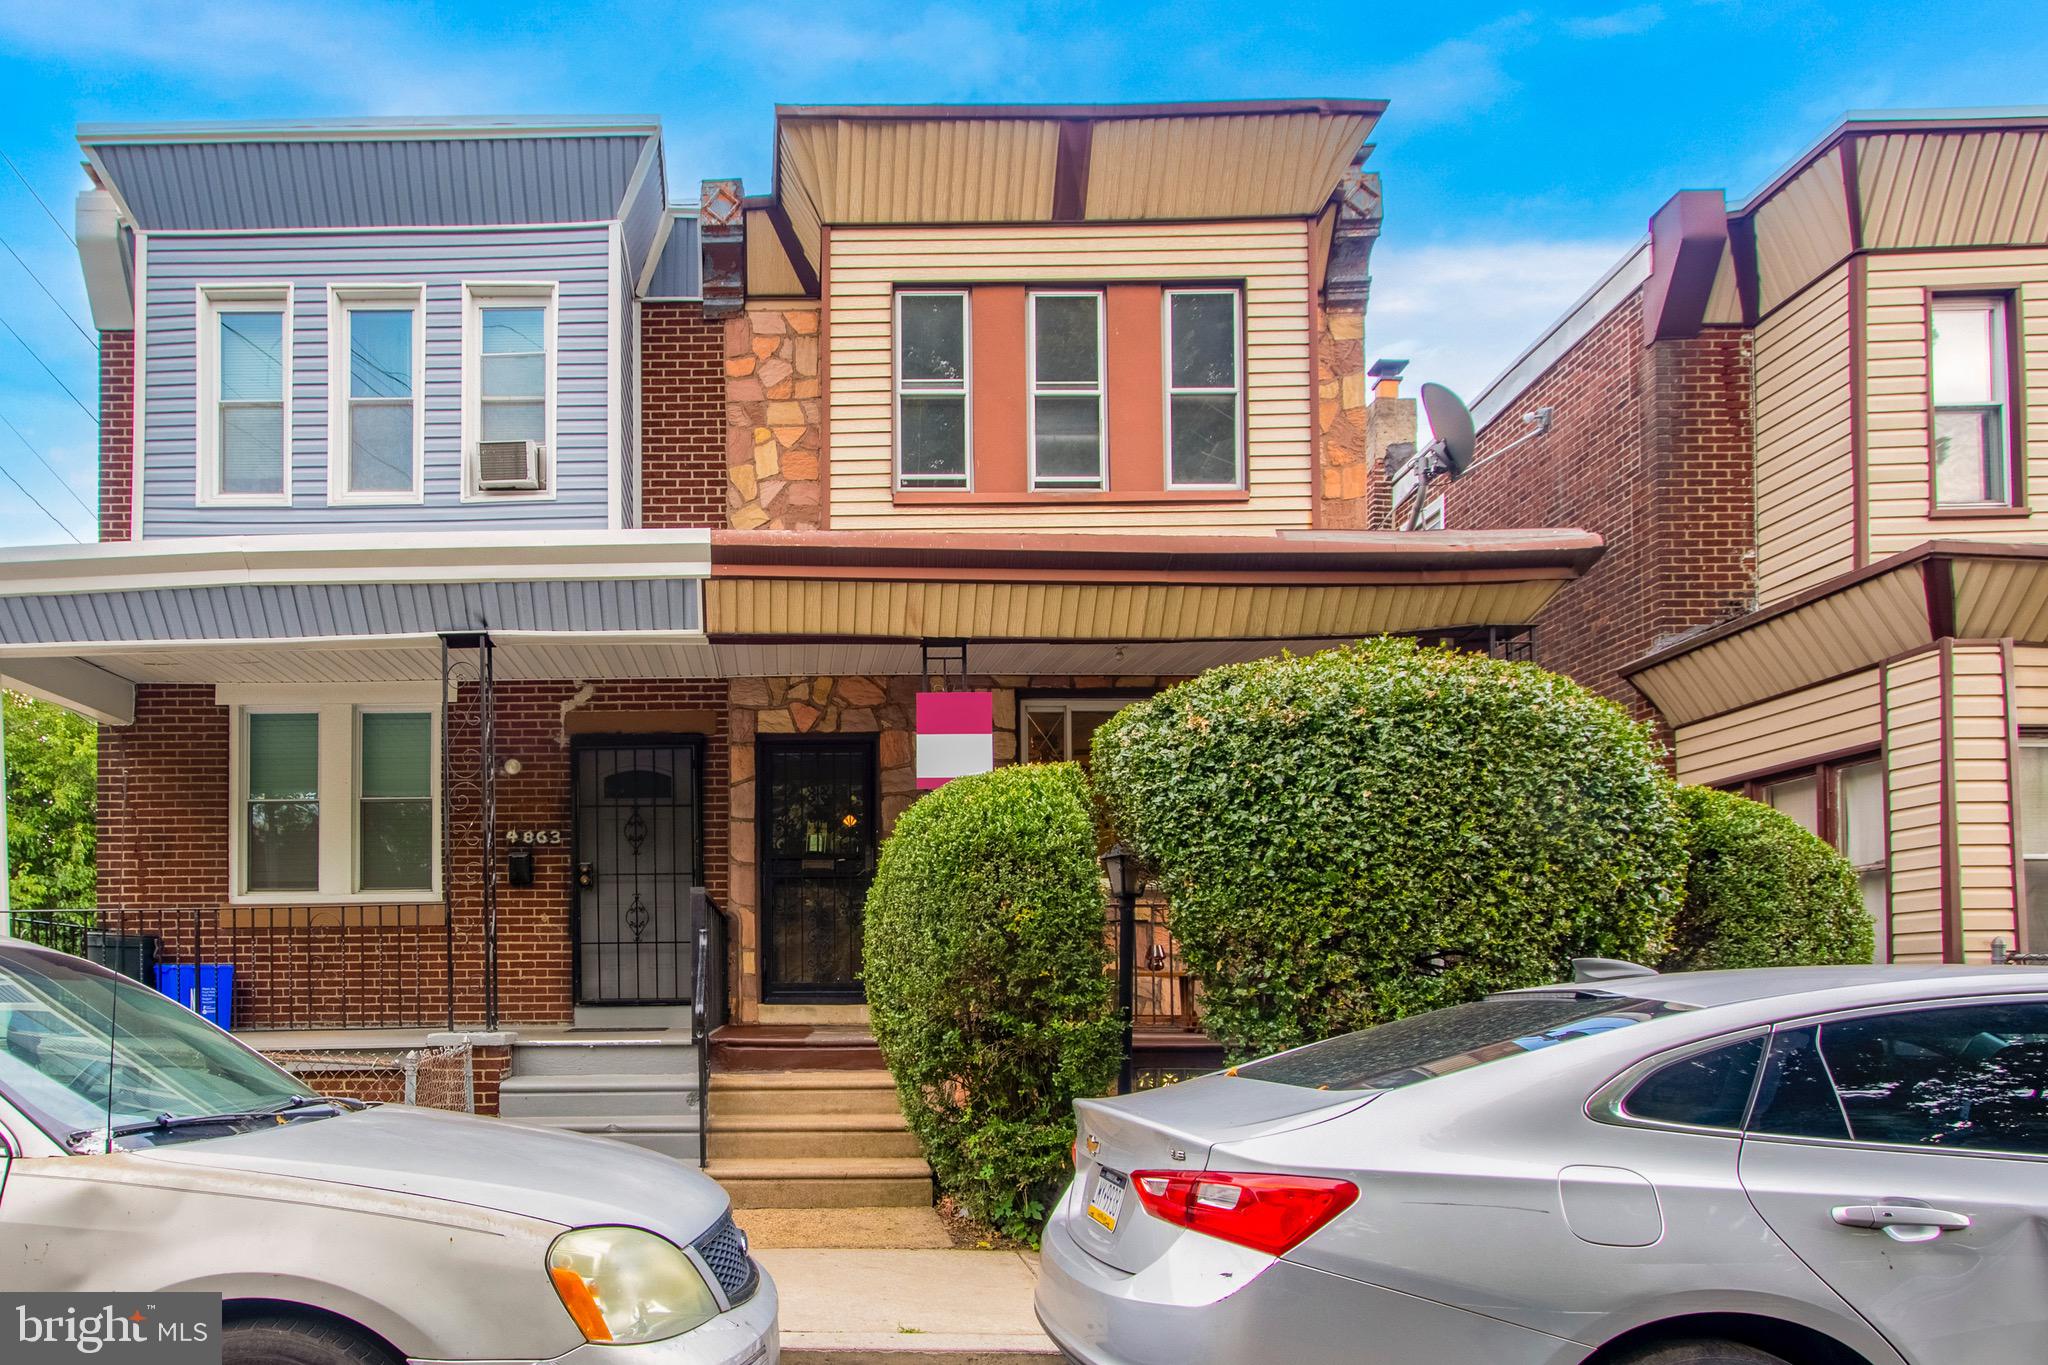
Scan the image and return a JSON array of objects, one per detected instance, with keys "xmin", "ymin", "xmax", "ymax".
[
  {"xmin": 501, "ymin": 757, "xmax": 523, "ymax": 777},
  {"xmin": 1100, "ymin": 842, "xmax": 1137, "ymax": 902}
]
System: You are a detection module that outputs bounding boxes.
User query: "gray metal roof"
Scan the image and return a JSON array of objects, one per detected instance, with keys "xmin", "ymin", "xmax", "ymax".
[
  {"xmin": 86, "ymin": 129, "xmax": 657, "ymax": 230},
  {"xmin": 644, "ymin": 213, "xmax": 702, "ymax": 298},
  {"xmin": 0, "ymin": 578, "xmax": 700, "ymax": 646}
]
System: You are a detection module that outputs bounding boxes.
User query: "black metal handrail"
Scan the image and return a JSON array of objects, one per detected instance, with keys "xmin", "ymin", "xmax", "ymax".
[{"xmin": 691, "ymin": 889, "xmax": 724, "ymax": 1170}]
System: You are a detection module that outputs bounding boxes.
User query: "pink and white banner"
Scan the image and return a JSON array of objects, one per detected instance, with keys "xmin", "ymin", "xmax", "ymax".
[{"xmin": 915, "ymin": 691, "xmax": 995, "ymax": 790}]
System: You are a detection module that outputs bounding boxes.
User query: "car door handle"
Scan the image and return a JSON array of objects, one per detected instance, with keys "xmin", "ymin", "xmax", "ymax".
[{"xmin": 1831, "ymin": 1204, "xmax": 1973, "ymax": 1243}]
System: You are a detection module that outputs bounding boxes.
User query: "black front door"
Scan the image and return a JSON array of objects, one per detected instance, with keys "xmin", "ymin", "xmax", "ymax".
[
  {"xmin": 759, "ymin": 736, "xmax": 877, "ymax": 1002},
  {"xmin": 572, "ymin": 737, "xmax": 701, "ymax": 1005}
]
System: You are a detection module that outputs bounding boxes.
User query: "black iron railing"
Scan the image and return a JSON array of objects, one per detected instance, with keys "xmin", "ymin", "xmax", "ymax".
[
  {"xmin": 691, "ymin": 888, "xmax": 726, "ymax": 1170},
  {"xmin": 6, "ymin": 905, "xmax": 452, "ymax": 1030}
]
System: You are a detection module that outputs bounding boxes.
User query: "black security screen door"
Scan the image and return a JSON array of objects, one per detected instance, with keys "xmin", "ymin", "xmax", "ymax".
[
  {"xmin": 572, "ymin": 738, "xmax": 701, "ymax": 1006},
  {"xmin": 760, "ymin": 737, "xmax": 877, "ymax": 1002}
]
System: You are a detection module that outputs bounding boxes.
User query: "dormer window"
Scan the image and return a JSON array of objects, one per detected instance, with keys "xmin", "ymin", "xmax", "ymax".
[
  {"xmin": 1029, "ymin": 291, "xmax": 1107, "ymax": 490},
  {"xmin": 197, "ymin": 287, "xmax": 292, "ymax": 505}
]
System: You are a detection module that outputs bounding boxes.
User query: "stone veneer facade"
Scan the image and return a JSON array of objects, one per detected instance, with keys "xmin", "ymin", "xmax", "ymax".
[{"xmin": 725, "ymin": 303, "xmax": 825, "ymax": 530}]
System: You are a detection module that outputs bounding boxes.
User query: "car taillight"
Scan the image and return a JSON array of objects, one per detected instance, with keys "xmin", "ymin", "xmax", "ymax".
[{"xmin": 1129, "ymin": 1170, "xmax": 1358, "ymax": 1257}]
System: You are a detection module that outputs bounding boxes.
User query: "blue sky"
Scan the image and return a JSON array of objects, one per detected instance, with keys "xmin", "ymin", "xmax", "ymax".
[{"xmin": 0, "ymin": 0, "xmax": 2041, "ymax": 544}]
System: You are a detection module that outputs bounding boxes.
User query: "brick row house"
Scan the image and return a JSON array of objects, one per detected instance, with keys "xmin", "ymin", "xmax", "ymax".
[
  {"xmin": 0, "ymin": 103, "xmax": 1601, "ymax": 1200},
  {"xmin": 1408, "ymin": 107, "xmax": 2048, "ymax": 969}
]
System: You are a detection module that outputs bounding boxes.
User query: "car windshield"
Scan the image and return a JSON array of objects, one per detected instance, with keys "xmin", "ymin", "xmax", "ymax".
[
  {"xmin": 1238, "ymin": 993, "xmax": 1692, "ymax": 1092},
  {"xmin": 0, "ymin": 944, "xmax": 313, "ymax": 1149}
]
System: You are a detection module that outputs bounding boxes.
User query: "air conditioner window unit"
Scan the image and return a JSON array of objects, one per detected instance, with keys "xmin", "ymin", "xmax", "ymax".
[{"xmin": 476, "ymin": 439, "xmax": 545, "ymax": 491}]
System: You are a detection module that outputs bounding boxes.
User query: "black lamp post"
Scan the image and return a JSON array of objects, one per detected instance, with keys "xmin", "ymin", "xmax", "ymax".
[{"xmin": 1101, "ymin": 842, "xmax": 1141, "ymax": 1094}]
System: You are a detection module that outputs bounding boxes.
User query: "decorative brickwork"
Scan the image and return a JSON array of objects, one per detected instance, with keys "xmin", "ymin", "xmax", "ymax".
[
  {"xmin": 1434, "ymin": 290, "xmax": 1755, "ymax": 730},
  {"xmin": 99, "ymin": 331, "xmax": 134, "ymax": 541},
  {"xmin": 1315, "ymin": 304, "xmax": 1371, "ymax": 527},
  {"xmin": 725, "ymin": 304, "xmax": 823, "ymax": 529},
  {"xmin": 639, "ymin": 301, "xmax": 728, "ymax": 529}
]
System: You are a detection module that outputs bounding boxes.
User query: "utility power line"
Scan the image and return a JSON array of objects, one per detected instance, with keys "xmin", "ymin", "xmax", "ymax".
[
  {"xmin": 0, "ymin": 455, "xmax": 81, "ymax": 543},
  {"xmin": 1, "ymin": 149, "xmax": 76, "ymax": 246},
  {"xmin": 0, "ymin": 314, "xmax": 97, "ymax": 424},
  {"xmin": 0, "ymin": 235, "xmax": 96, "ymax": 349},
  {"xmin": 0, "ymin": 411, "xmax": 96, "ymax": 521}
]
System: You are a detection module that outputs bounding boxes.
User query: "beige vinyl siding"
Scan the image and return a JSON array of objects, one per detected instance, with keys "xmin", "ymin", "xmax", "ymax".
[
  {"xmin": 1949, "ymin": 643, "xmax": 2021, "ymax": 960},
  {"xmin": 2014, "ymin": 645, "xmax": 2048, "ymax": 726},
  {"xmin": 1884, "ymin": 650, "xmax": 1947, "ymax": 961},
  {"xmin": 1753, "ymin": 266, "xmax": 1857, "ymax": 602},
  {"xmin": 1671, "ymin": 669, "xmax": 1882, "ymax": 788},
  {"xmin": 1864, "ymin": 248, "xmax": 2048, "ymax": 558},
  {"xmin": 823, "ymin": 221, "xmax": 1314, "ymax": 533}
]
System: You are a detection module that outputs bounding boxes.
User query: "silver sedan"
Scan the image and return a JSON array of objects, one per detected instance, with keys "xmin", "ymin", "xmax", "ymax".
[{"xmin": 1037, "ymin": 965, "xmax": 2048, "ymax": 1365}]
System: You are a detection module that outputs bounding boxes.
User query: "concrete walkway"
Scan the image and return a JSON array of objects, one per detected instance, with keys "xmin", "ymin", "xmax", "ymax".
[{"xmin": 759, "ymin": 1246, "xmax": 1059, "ymax": 1363}]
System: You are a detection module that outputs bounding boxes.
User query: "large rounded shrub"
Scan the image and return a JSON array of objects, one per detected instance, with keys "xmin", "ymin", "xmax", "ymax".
[
  {"xmin": 1091, "ymin": 637, "xmax": 1685, "ymax": 1060},
  {"xmin": 863, "ymin": 762, "xmax": 1119, "ymax": 1242},
  {"xmin": 1664, "ymin": 785, "xmax": 1875, "ymax": 970}
]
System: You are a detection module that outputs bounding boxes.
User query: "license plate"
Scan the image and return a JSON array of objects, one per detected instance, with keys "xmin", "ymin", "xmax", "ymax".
[{"xmin": 1088, "ymin": 1167, "xmax": 1127, "ymax": 1232}]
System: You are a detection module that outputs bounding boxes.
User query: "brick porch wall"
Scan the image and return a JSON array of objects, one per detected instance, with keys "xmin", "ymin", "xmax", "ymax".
[
  {"xmin": 1429, "ymin": 291, "xmax": 1755, "ymax": 729},
  {"xmin": 97, "ymin": 680, "xmax": 729, "ymax": 1031},
  {"xmin": 99, "ymin": 331, "xmax": 133, "ymax": 541},
  {"xmin": 639, "ymin": 301, "xmax": 727, "ymax": 529}
]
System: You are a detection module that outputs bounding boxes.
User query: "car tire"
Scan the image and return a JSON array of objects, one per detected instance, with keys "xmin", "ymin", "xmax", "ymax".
[
  {"xmin": 222, "ymin": 1314, "xmax": 398, "ymax": 1365},
  {"xmin": 1612, "ymin": 1341, "xmax": 1791, "ymax": 1365}
]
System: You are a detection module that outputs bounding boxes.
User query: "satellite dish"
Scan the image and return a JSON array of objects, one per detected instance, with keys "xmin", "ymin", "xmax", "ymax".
[{"xmin": 1419, "ymin": 383, "xmax": 1475, "ymax": 478}]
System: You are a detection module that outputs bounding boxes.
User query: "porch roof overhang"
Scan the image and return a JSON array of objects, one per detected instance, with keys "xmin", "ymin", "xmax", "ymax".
[
  {"xmin": 0, "ymin": 531, "xmax": 714, "ymax": 724},
  {"xmin": 702, "ymin": 528, "xmax": 1603, "ymax": 677},
  {"xmin": 1623, "ymin": 541, "xmax": 2048, "ymax": 729}
]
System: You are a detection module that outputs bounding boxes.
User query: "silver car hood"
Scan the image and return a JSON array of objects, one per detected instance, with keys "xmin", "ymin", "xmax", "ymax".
[{"xmin": 135, "ymin": 1104, "xmax": 730, "ymax": 1248}]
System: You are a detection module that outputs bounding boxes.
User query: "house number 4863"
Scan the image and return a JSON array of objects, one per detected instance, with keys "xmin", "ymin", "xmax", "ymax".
[{"xmin": 505, "ymin": 829, "xmax": 564, "ymax": 845}]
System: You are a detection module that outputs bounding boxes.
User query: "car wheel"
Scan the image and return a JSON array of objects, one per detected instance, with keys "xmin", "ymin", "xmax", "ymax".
[
  {"xmin": 1612, "ymin": 1341, "xmax": 1791, "ymax": 1365},
  {"xmin": 222, "ymin": 1314, "xmax": 398, "ymax": 1365}
]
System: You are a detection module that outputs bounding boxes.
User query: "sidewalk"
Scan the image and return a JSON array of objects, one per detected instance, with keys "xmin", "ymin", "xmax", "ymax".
[{"xmin": 748, "ymin": 1209, "xmax": 1060, "ymax": 1363}]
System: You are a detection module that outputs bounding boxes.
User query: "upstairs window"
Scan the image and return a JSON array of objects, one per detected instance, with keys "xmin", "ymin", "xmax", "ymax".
[
  {"xmin": 462, "ymin": 285, "xmax": 555, "ymax": 498},
  {"xmin": 1931, "ymin": 296, "xmax": 2012, "ymax": 508},
  {"xmin": 200, "ymin": 289, "xmax": 291, "ymax": 503},
  {"xmin": 481, "ymin": 306, "xmax": 548, "ymax": 444},
  {"xmin": 331, "ymin": 292, "xmax": 422, "ymax": 501},
  {"xmin": 1030, "ymin": 291, "xmax": 1106, "ymax": 489},
  {"xmin": 1165, "ymin": 289, "xmax": 1243, "ymax": 487},
  {"xmin": 897, "ymin": 291, "xmax": 970, "ymax": 489}
]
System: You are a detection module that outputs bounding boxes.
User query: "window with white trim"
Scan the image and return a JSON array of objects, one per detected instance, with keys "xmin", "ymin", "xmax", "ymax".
[
  {"xmin": 461, "ymin": 285, "xmax": 556, "ymax": 496},
  {"xmin": 1030, "ymin": 291, "xmax": 1106, "ymax": 489},
  {"xmin": 896, "ymin": 291, "xmax": 970, "ymax": 489},
  {"xmin": 1165, "ymin": 289, "xmax": 1242, "ymax": 487},
  {"xmin": 233, "ymin": 698, "xmax": 439, "ymax": 900},
  {"xmin": 198, "ymin": 288, "xmax": 291, "ymax": 502},
  {"xmin": 1931, "ymin": 296, "xmax": 2012, "ymax": 507},
  {"xmin": 331, "ymin": 291, "xmax": 422, "ymax": 500}
]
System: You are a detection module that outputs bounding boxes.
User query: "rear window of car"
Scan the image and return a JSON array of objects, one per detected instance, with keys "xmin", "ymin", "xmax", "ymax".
[{"xmin": 1237, "ymin": 994, "xmax": 1691, "ymax": 1092}]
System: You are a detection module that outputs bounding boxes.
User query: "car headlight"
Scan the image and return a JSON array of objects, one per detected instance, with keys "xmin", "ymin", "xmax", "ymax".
[{"xmin": 547, "ymin": 1225, "xmax": 720, "ymax": 1344}]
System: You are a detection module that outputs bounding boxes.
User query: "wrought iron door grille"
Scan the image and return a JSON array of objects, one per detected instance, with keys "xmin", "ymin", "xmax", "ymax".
[{"xmin": 572, "ymin": 738, "xmax": 702, "ymax": 1006}]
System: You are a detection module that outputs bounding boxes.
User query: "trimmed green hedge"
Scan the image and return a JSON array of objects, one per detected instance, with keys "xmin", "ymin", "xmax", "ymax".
[
  {"xmin": 1664, "ymin": 785, "xmax": 1875, "ymax": 970},
  {"xmin": 862, "ymin": 762, "xmax": 1120, "ymax": 1242},
  {"xmin": 1091, "ymin": 637, "xmax": 1685, "ymax": 1060}
]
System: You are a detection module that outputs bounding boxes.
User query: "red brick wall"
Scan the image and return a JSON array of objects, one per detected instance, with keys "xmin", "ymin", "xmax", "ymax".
[
  {"xmin": 1436, "ymin": 291, "xmax": 1754, "ymax": 728},
  {"xmin": 97, "ymin": 680, "xmax": 730, "ymax": 1030},
  {"xmin": 639, "ymin": 301, "xmax": 727, "ymax": 529},
  {"xmin": 99, "ymin": 331, "xmax": 133, "ymax": 541}
]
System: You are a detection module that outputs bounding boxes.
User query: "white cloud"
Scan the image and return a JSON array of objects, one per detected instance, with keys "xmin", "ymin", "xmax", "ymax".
[
  {"xmin": 1367, "ymin": 14, "xmax": 1537, "ymax": 129},
  {"xmin": 1562, "ymin": 5, "xmax": 1665, "ymax": 39},
  {"xmin": 1364, "ymin": 236, "xmax": 1638, "ymax": 404},
  {"xmin": 0, "ymin": 0, "xmax": 530, "ymax": 113}
]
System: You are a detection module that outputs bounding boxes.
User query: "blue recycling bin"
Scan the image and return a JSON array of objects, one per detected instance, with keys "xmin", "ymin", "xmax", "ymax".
[{"xmin": 155, "ymin": 963, "xmax": 235, "ymax": 1030}]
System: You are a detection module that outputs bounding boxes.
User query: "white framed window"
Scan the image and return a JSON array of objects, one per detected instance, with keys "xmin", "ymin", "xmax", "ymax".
[
  {"xmin": 1021, "ymin": 696, "xmax": 1138, "ymax": 770},
  {"xmin": 227, "ymin": 688, "xmax": 441, "ymax": 902},
  {"xmin": 1420, "ymin": 495, "xmax": 1446, "ymax": 530},
  {"xmin": 896, "ymin": 290, "xmax": 971, "ymax": 489},
  {"xmin": 196, "ymin": 285, "xmax": 292, "ymax": 505},
  {"xmin": 461, "ymin": 283, "xmax": 557, "ymax": 499},
  {"xmin": 327, "ymin": 287, "xmax": 424, "ymax": 503},
  {"xmin": 1164, "ymin": 288, "xmax": 1243, "ymax": 488},
  {"xmin": 1931, "ymin": 296, "xmax": 2013, "ymax": 508},
  {"xmin": 1029, "ymin": 290, "xmax": 1107, "ymax": 490}
]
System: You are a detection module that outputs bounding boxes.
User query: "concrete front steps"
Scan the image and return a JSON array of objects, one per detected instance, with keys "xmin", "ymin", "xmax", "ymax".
[
  {"xmin": 707, "ymin": 1071, "xmax": 930, "ymax": 1208},
  {"xmin": 497, "ymin": 1035, "xmax": 701, "ymax": 1164}
]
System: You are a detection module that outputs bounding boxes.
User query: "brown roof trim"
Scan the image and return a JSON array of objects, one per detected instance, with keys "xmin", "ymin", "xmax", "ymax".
[
  {"xmin": 1620, "ymin": 539, "xmax": 2048, "ymax": 677},
  {"xmin": 777, "ymin": 99, "xmax": 1388, "ymax": 122},
  {"xmin": 709, "ymin": 528, "xmax": 1603, "ymax": 581}
]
